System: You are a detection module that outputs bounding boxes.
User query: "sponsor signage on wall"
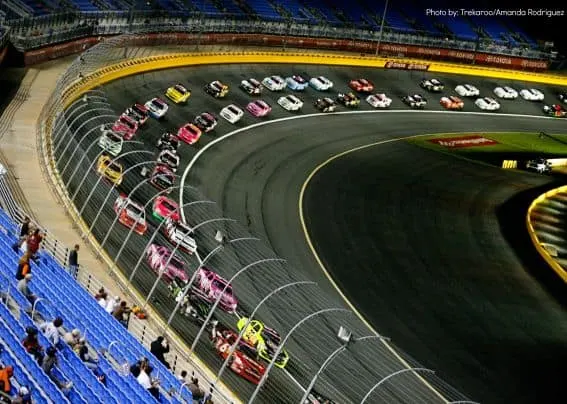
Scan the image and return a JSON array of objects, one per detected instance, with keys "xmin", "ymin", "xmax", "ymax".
[
  {"xmin": 384, "ymin": 61, "xmax": 430, "ymax": 70},
  {"xmin": 428, "ymin": 135, "xmax": 499, "ymax": 148}
]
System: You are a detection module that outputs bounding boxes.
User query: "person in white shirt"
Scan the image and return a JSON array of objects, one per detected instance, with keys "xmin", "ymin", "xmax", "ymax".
[
  {"xmin": 105, "ymin": 296, "xmax": 120, "ymax": 314},
  {"xmin": 97, "ymin": 292, "xmax": 108, "ymax": 309},
  {"xmin": 39, "ymin": 317, "xmax": 63, "ymax": 346}
]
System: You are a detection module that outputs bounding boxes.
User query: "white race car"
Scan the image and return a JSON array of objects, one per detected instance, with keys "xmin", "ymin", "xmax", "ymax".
[
  {"xmin": 157, "ymin": 149, "xmax": 179, "ymax": 173},
  {"xmin": 420, "ymin": 78, "xmax": 444, "ymax": 92},
  {"xmin": 97, "ymin": 128, "xmax": 123, "ymax": 157},
  {"xmin": 403, "ymin": 94, "xmax": 427, "ymax": 108},
  {"xmin": 163, "ymin": 217, "xmax": 197, "ymax": 255},
  {"xmin": 220, "ymin": 104, "xmax": 244, "ymax": 124},
  {"xmin": 455, "ymin": 84, "xmax": 480, "ymax": 97},
  {"xmin": 277, "ymin": 94, "xmax": 303, "ymax": 111},
  {"xmin": 520, "ymin": 88, "xmax": 545, "ymax": 101},
  {"xmin": 144, "ymin": 97, "xmax": 169, "ymax": 119},
  {"xmin": 475, "ymin": 97, "xmax": 501, "ymax": 111},
  {"xmin": 262, "ymin": 75, "xmax": 286, "ymax": 91},
  {"xmin": 493, "ymin": 86, "xmax": 518, "ymax": 99},
  {"xmin": 309, "ymin": 76, "xmax": 333, "ymax": 91},
  {"xmin": 366, "ymin": 93, "xmax": 392, "ymax": 108}
]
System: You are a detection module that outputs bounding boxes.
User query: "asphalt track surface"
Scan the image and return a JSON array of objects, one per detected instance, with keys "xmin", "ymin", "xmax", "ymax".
[{"xmin": 53, "ymin": 63, "xmax": 567, "ymax": 403}]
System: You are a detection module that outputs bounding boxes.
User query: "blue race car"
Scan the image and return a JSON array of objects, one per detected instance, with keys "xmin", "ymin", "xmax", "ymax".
[{"xmin": 285, "ymin": 75, "xmax": 309, "ymax": 91}]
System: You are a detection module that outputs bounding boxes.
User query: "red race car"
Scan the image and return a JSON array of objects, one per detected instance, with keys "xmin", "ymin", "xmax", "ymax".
[
  {"xmin": 124, "ymin": 103, "xmax": 149, "ymax": 126},
  {"xmin": 176, "ymin": 123, "xmax": 202, "ymax": 145},
  {"xmin": 349, "ymin": 79, "xmax": 374, "ymax": 93},
  {"xmin": 149, "ymin": 164, "xmax": 175, "ymax": 192},
  {"xmin": 152, "ymin": 195, "xmax": 180, "ymax": 222},
  {"xmin": 440, "ymin": 96, "xmax": 464, "ymax": 110},
  {"xmin": 113, "ymin": 195, "xmax": 147, "ymax": 235},
  {"xmin": 212, "ymin": 326, "xmax": 265, "ymax": 385},
  {"xmin": 112, "ymin": 114, "xmax": 138, "ymax": 140}
]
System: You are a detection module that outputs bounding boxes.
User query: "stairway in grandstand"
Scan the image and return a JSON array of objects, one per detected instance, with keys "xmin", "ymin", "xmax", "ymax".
[{"xmin": 0, "ymin": 208, "xmax": 194, "ymax": 403}]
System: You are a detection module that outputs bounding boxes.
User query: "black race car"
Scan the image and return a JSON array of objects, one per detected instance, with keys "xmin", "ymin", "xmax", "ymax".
[
  {"xmin": 193, "ymin": 112, "xmax": 218, "ymax": 133},
  {"xmin": 204, "ymin": 80, "xmax": 229, "ymax": 98},
  {"xmin": 543, "ymin": 104, "xmax": 566, "ymax": 117},
  {"xmin": 336, "ymin": 92, "xmax": 360, "ymax": 107},
  {"xmin": 239, "ymin": 78, "xmax": 262, "ymax": 95},
  {"xmin": 420, "ymin": 78, "xmax": 444, "ymax": 92},
  {"xmin": 156, "ymin": 132, "xmax": 179, "ymax": 151},
  {"xmin": 402, "ymin": 94, "xmax": 427, "ymax": 108},
  {"xmin": 314, "ymin": 98, "xmax": 337, "ymax": 113}
]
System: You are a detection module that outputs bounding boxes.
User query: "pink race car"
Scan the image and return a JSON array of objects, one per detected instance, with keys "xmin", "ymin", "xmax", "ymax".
[
  {"xmin": 246, "ymin": 100, "xmax": 271, "ymax": 117},
  {"xmin": 112, "ymin": 114, "xmax": 138, "ymax": 140},
  {"xmin": 146, "ymin": 244, "xmax": 188, "ymax": 283},
  {"xmin": 176, "ymin": 123, "xmax": 202, "ymax": 145},
  {"xmin": 152, "ymin": 195, "xmax": 180, "ymax": 222},
  {"xmin": 191, "ymin": 268, "xmax": 238, "ymax": 313}
]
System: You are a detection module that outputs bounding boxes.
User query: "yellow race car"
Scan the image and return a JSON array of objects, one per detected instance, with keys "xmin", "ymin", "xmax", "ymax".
[
  {"xmin": 237, "ymin": 317, "xmax": 289, "ymax": 368},
  {"xmin": 165, "ymin": 83, "xmax": 191, "ymax": 103},
  {"xmin": 96, "ymin": 155, "xmax": 123, "ymax": 185}
]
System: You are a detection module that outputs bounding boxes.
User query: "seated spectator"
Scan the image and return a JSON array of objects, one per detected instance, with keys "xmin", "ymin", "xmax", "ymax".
[
  {"xmin": 11, "ymin": 386, "xmax": 31, "ymax": 404},
  {"xmin": 0, "ymin": 365, "xmax": 13, "ymax": 398},
  {"xmin": 17, "ymin": 274, "xmax": 36, "ymax": 304},
  {"xmin": 188, "ymin": 377, "xmax": 205, "ymax": 401},
  {"xmin": 15, "ymin": 252, "xmax": 31, "ymax": 281},
  {"xmin": 42, "ymin": 347, "xmax": 72, "ymax": 391},
  {"xmin": 39, "ymin": 317, "xmax": 63, "ymax": 346},
  {"xmin": 177, "ymin": 370, "xmax": 188, "ymax": 383},
  {"xmin": 150, "ymin": 336, "xmax": 170, "ymax": 369},
  {"xmin": 97, "ymin": 292, "xmax": 108, "ymax": 308},
  {"xmin": 136, "ymin": 360, "xmax": 160, "ymax": 399},
  {"xmin": 77, "ymin": 339, "xmax": 98, "ymax": 371},
  {"xmin": 94, "ymin": 287, "xmax": 106, "ymax": 300},
  {"xmin": 130, "ymin": 357, "xmax": 152, "ymax": 378},
  {"xmin": 22, "ymin": 326, "xmax": 43, "ymax": 365},
  {"xmin": 112, "ymin": 300, "xmax": 131, "ymax": 327},
  {"xmin": 105, "ymin": 296, "xmax": 120, "ymax": 314},
  {"xmin": 63, "ymin": 329, "xmax": 81, "ymax": 349}
]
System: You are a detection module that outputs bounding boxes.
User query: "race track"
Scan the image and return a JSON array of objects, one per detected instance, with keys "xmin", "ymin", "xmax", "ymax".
[{"xmin": 54, "ymin": 63, "xmax": 567, "ymax": 403}]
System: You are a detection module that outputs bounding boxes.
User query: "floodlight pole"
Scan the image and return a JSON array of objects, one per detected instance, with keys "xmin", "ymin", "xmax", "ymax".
[
  {"xmin": 55, "ymin": 111, "xmax": 114, "ymax": 158},
  {"xmin": 360, "ymin": 368, "xmax": 435, "ymax": 403},
  {"xmin": 375, "ymin": 0, "xmax": 389, "ymax": 56}
]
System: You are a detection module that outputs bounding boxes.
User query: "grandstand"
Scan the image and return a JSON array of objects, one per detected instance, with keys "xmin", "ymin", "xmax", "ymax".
[{"xmin": 0, "ymin": 208, "xmax": 195, "ymax": 403}]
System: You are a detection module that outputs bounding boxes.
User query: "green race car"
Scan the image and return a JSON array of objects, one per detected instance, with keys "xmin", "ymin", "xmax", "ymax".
[{"xmin": 236, "ymin": 317, "xmax": 289, "ymax": 368}]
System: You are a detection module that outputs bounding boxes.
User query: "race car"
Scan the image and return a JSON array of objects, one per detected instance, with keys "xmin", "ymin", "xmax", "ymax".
[
  {"xmin": 261, "ymin": 75, "xmax": 286, "ymax": 91},
  {"xmin": 156, "ymin": 132, "xmax": 179, "ymax": 152},
  {"xmin": 475, "ymin": 97, "xmax": 501, "ymax": 111},
  {"xmin": 96, "ymin": 155, "xmax": 123, "ymax": 186},
  {"xmin": 559, "ymin": 93, "xmax": 567, "ymax": 103},
  {"xmin": 236, "ymin": 317, "xmax": 290, "ymax": 368},
  {"xmin": 149, "ymin": 164, "xmax": 175, "ymax": 192},
  {"xmin": 193, "ymin": 112, "xmax": 218, "ymax": 133},
  {"xmin": 112, "ymin": 115, "xmax": 138, "ymax": 140},
  {"xmin": 455, "ymin": 84, "xmax": 480, "ymax": 97},
  {"xmin": 520, "ymin": 88, "xmax": 545, "ymax": 101},
  {"xmin": 349, "ymin": 79, "xmax": 374, "ymax": 93},
  {"xmin": 146, "ymin": 244, "xmax": 188, "ymax": 283},
  {"xmin": 124, "ymin": 103, "xmax": 149, "ymax": 126},
  {"xmin": 163, "ymin": 217, "xmax": 197, "ymax": 254},
  {"xmin": 165, "ymin": 84, "xmax": 191, "ymax": 104},
  {"xmin": 304, "ymin": 390, "xmax": 337, "ymax": 404},
  {"xmin": 152, "ymin": 195, "xmax": 180, "ymax": 222},
  {"xmin": 97, "ymin": 128, "xmax": 123, "ymax": 157},
  {"xmin": 113, "ymin": 195, "xmax": 147, "ymax": 235},
  {"xmin": 220, "ymin": 104, "xmax": 244, "ymax": 124},
  {"xmin": 402, "ymin": 94, "xmax": 427, "ymax": 108},
  {"xmin": 526, "ymin": 158, "xmax": 551, "ymax": 174},
  {"xmin": 177, "ymin": 123, "xmax": 202, "ymax": 145},
  {"xmin": 309, "ymin": 76, "xmax": 333, "ymax": 91},
  {"xmin": 204, "ymin": 80, "xmax": 229, "ymax": 98},
  {"xmin": 212, "ymin": 326, "xmax": 265, "ymax": 385},
  {"xmin": 239, "ymin": 78, "xmax": 262, "ymax": 95},
  {"xmin": 286, "ymin": 75, "xmax": 309, "ymax": 91},
  {"xmin": 542, "ymin": 104, "xmax": 567, "ymax": 117},
  {"xmin": 420, "ymin": 78, "xmax": 444, "ymax": 92},
  {"xmin": 278, "ymin": 94, "xmax": 303, "ymax": 111},
  {"xmin": 314, "ymin": 98, "xmax": 336, "ymax": 112},
  {"xmin": 144, "ymin": 97, "xmax": 169, "ymax": 119},
  {"xmin": 493, "ymin": 86, "xmax": 518, "ymax": 99},
  {"xmin": 366, "ymin": 93, "xmax": 392, "ymax": 108},
  {"xmin": 246, "ymin": 100, "xmax": 272, "ymax": 117},
  {"xmin": 440, "ymin": 95, "xmax": 464, "ymax": 110},
  {"xmin": 156, "ymin": 149, "xmax": 180, "ymax": 173},
  {"xmin": 192, "ymin": 267, "xmax": 238, "ymax": 313},
  {"xmin": 336, "ymin": 92, "xmax": 360, "ymax": 107}
]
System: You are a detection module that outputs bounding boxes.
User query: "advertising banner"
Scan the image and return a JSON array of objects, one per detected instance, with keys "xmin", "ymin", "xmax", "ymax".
[
  {"xmin": 428, "ymin": 134, "xmax": 499, "ymax": 148},
  {"xmin": 384, "ymin": 61, "xmax": 430, "ymax": 70}
]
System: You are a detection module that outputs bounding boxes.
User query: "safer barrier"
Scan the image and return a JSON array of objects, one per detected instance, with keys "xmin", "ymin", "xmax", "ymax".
[{"xmin": 527, "ymin": 186, "xmax": 567, "ymax": 284}]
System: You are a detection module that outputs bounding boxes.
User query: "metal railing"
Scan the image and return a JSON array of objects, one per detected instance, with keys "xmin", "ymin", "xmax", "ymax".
[
  {"xmin": 36, "ymin": 33, "xmax": 477, "ymax": 403},
  {"xmin": 2, "ymin": 10, "xmax": 552, "ymax": 60}
]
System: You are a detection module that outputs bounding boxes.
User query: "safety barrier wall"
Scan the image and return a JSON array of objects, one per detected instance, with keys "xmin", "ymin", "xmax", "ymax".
[
  {"xmin": 526, "ymin": 186, "xmax": 567, "ymax": 284},
  {"xmin": 21, "ymin": 32, "xmax": 550, "ymax": 71},
  {"xmin": 39, "ymin": 36, "xmax": 567, "ymax": 403}
]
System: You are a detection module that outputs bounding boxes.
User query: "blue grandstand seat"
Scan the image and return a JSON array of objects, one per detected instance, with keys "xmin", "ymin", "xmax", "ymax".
[
  {"xmin": 215, "ymin": 0, "xmax": 245, "ymax": 15},
  {"xmin": 301, "ymin": 0, "xmax": 340, "ymax": 24},
  {"xmin": 69, "ymin": 0, "xmax": 100, "ymax": 12},
  {"xmin": 246, "ymin": 0, "xmax": 281, "ymax": 19}
]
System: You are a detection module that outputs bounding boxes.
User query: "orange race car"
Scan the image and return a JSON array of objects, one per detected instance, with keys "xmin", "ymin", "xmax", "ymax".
[{"xmin": 440, "ymin": 96, "xmax": 464, "ymax": 110}]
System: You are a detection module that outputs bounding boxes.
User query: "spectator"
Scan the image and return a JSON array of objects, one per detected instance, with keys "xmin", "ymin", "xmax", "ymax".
[
  {"xmin": 97, "ymin": 292, "xmax": 108, "ymax": 309},
  {"xmin": 0, "ymin": 365, "xmax": 13, "ymax": 397},
  {"xmin": 150, "ymin": 336, "xmax": 170, "ymax": 369},
  {"xmin": 15, "ymin": 252, "xmax": 32, "ymax": 280},
  {"xmin": 63, "ymin": 329, "xmax": 81, "ymax": 349},
  {"xmin": 177, "ymin": 370, "xmax": 188, "ymax": 383},
  {"xmin": 19, "ymin": 217, "xmax": 30, "ymax": 238},
  {"xmin": 136, "ymin": 360, "xmax": 159, "ymax": 399},
  {"xmin": 17, "ymin": 274, "xmax": 36, "ymax": 304},
  {"xmin": 94, "ymin": 287, "xmax": 106, "ymax": 300},
  {"xmin": 77, "ymin": 339, "xmax": 98, "ymax": 371},
  {"xmin": 39, "ymin": 317, "xmax": 63, "ymax": 346},
  {"xmin": 22, "ymin": 326, "xmax": 43, "ymax": 365},
  {"xmin": 112, "ymin": 301, "xmax": 131, "ymax": 327},
  {"xmin": 26, "ymin": 229, "xmax": 43, "ymax": 256},
  {"xmin": 11, "ymin": 386, "xmax": 31, "ymax": 404},
  {"xmin": 68, "ymin": 244, "xmax": 79, "ymax": 278},
  {"xmin": 105, "ymin": 296, "xmax": 120, "ymax": 314},
  {"xmin": 188, "ymin": 377, "xmax": 205, "ymax": 401},
  {"xmin": 42, "ymin": 347, "xmax": 72, "ymax": 391}
]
